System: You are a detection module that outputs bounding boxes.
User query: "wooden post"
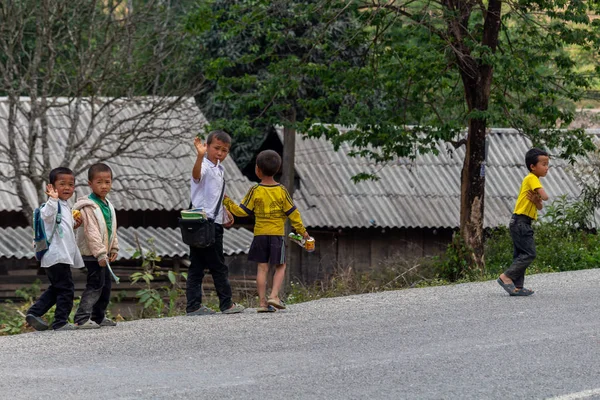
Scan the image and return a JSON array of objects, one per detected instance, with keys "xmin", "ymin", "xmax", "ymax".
[{"xmin": 280, "ymin": 108, "xmax": 297, "ymax": 290}]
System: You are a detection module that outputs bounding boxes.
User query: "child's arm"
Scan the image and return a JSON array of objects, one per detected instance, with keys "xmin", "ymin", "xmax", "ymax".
[
  {"xmin": 223, "ymin": 186, "xmax": 257, "ymax": 217},
  {"xmin": 526, "ymin": 190, "xmax": 544, "ymax": 210},
  {"xmin": 282, "ymin": 187, "xmax": 307, "ymax": 235},
  {"xmin": 40, "ymin": 185, "xmax": 60, "ymax": 223},
  {"xmin": 535, "ymin": 187, "xmax": 549, "ymax": 201},
  {"xmin": 223, "ymin": 196, "xmax": 251, "ymax": 217},
  {"xmin": 80, "ymin": 207, "xmax": 109, "ymax": 266},
  {"xmin": 109, "ymin": 233, "xmax": 119, "ymax": 262},
  {"xmin": 192, "ymin": 138, "xmax": 207, "ymax": 182},
  {"xmin": 288, "ymin": 209, "xmax": 308, "ymax": 236}
]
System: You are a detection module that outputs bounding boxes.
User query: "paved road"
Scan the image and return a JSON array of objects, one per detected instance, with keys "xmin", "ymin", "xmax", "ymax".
[{"xmin": 1, "ymin": 269, "xmax": 599, "ymax": 400}]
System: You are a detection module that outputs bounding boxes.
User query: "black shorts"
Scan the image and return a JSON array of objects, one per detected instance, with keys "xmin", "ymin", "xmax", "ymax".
[{"xmin": 248, "ymin": 235, "xmax": 285, "ymax": 264}]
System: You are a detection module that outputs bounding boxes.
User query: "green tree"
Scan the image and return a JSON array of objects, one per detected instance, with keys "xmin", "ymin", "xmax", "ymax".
[
  {"xmin": 186, "ymin": 0, "xmax": 368, "ymax": 183},
  {"xmin": 186, "ymin": 0, "xmax": 600, "ymax": 276},
  {"xmin": 318, "ymin": 0, "xmax": 599, "ymax": 273}
]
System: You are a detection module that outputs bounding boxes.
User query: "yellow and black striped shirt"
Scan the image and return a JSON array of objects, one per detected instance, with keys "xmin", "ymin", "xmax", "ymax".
[{"xmin": 224, "ymin": 184, "xmax": 306, "ymax": 236}]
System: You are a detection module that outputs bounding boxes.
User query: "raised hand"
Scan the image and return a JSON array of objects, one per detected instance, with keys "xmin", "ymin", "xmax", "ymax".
[
  {"xmin": 194, "ymin": 137, "xmax": 207, "ymax": 158},
  {"xmin": 45, "ymin": 184, "xmax": 58, "ymax": 199}
]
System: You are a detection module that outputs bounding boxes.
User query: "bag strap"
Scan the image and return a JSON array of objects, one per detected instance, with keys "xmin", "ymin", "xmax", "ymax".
[
  {"xmin": 47, "ymin": 201, "xmax": 62, "ymax": 244},
  {"xmin": 212, "ymin": 178, "xmax": 226, "ymax": 220}
]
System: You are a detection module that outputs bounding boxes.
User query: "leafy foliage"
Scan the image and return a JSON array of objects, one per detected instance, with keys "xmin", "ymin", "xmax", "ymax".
[
  {"xmin": 130, "ymin": 237, "xmax": 187, "ymax": 318},
  {"xmin": 186, "ymin": 0, "xmax": 369, "ymax": 166}
]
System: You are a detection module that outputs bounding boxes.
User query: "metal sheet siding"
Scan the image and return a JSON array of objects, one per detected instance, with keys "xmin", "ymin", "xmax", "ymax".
[
  {"xmin": 0, "ymin": 97, "xmax": 254, "ymax": 212},
  {"xmin": 281, "ymin": 127, "xmax": 600, "ymax": 229},
  {"xmin": 0, "ymin": 226, "xmax": 253, "ymax": 260}
]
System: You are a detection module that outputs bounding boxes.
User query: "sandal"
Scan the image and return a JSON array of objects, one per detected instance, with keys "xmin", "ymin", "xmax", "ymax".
[
  {"xmin": 267, "ymin": 298, "xmax": 286, "ymax": 310},
  {"xmin": 257, "ymin": 305, "xmax": 276, "ymax": 313},
  {"xmin": 510, "ymin": 287, "xmax": 535, "ymax": 296},
  {"xmin": 497, "ymin": 278, "xmax": 516, "ymax": 294}
]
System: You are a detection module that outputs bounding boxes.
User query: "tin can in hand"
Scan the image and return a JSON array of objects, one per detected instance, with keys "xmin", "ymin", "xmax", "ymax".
[{"xmin": 304, "ymin": 237, "xmax": 315, "ymax": 252}]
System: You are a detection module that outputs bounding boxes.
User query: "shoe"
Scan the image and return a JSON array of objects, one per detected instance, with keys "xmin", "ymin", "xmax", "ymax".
[
  {"xmin": 497, "ymin": 278, "xmax": 516, "ymax": 295},
  {"xmin": 222, "ymin": 303, "xmax": 245, "ymax": 314},
  {"xmin": 257, "ymin": 305, "xmax": 276, "ymax": 313},
  {"xmin": 510, "ymin": 287, "xmax": 535, "ymax": 296},
  {"xmin": 75, "ymin": 320, "xmax": 101, "ymax": 329},
  {"xmin": 54, "ymin": 323, "xmax": 76, "ymax": 331},
  {"xmin": 187, "ymin": 305, "xmax": 216, "ymax": 316},
  {"xmin": 98, "ymin": 318, "xmax": 117, "ymax": 327},
  {"xmin": 26, "ymin": 314, "xmax": 49, "ymax": 331},
  {"xmin": 267, "ymin": 298, "xmax": 286, "ymax": 310}
]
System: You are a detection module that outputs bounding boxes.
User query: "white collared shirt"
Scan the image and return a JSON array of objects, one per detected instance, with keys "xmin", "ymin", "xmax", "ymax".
[
  {"xmin": 40, "ymin": 198, "xmax": 84, "ymax": 269},
  {"xmin": 190, "ymin": 157, "xmax": 225, "ymax": 224}
]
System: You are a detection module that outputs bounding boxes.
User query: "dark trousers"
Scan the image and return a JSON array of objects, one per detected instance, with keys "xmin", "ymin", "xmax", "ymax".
[
  {"xmin": 74, "ymin": 259, "xmax": 112, "ymax": 325},
  {"xmin": 27, "ymin": 263, "xmax": 74, "ymax": 330},
  {"xmin": 504, "ymin": 214, "xmax": 536, "ymax": 288},
  {"xmin": 186, "ymin": 224, "xmax": 233, "ymax": 312}
]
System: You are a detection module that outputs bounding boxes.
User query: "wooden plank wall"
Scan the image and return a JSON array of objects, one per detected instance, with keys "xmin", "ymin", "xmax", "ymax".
[
  {"xmin": 287, "ymin": 227, "xmax": 454, "ymax": 284},
  {"xmin": 0, "ymin": 255, "xmax": 256, "ymax": 302}
]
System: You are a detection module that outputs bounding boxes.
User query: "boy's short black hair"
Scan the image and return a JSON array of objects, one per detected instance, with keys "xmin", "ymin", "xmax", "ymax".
[
  {"xmin": 49, "ymin": 167, "xmax": 74, "ymax": 184},
  {"xmin": 88, "ymin": 163, "xmax": 113, "ymax": 181},
  {"xmin": 256, "ymin": 150, "xmax": 281, "ymax": 177},
  {"xmin": 206, "ymin": 130, "xmax": 232, "ymax": 145},
  {"xmin": 525, "ymin": 148, "xmax": 549, "ymax": 171}
]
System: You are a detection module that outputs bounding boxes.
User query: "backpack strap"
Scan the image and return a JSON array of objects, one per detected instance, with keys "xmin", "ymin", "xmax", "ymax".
[
  {"xmin": 47, "ymin": 201, "xmax": 63, "ymax": 243},
  {"xmin": 212, "ymin": 178, "xmax": 226, "ymax": 221}
]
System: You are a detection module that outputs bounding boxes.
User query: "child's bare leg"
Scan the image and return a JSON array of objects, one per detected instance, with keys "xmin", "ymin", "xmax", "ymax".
[
  {"xmin": 499, "ymin": 273, "xmax": 513, "ymax": 284},
  {"xmin": 269, "ymin": 263, "xmax": 286, "ymax": 301},
  {"xmin": 256, "ymin": 263, "xmax": 269, "ymax": 307}
]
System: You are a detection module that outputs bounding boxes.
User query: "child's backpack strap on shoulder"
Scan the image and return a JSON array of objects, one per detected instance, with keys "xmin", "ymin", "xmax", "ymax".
[{"xmin": 32, "ymin": 201, "xmax": 62, "ymax": 261}]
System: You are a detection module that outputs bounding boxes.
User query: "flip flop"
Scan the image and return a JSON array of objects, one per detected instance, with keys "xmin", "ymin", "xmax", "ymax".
[
  {"xmin": 257, "ymin": 305, "xmax": 276, "ymax": 313},
  {"xmin": 267, "ymin": 298, "xmax": 286, "ymax": 310},
  {"xmin": 510, "ymin": 287, "xmax": 535, "ymax": 296},
  {"xmin": 497, "ymin": 278, "xmax": 516, "ymax": 295}
]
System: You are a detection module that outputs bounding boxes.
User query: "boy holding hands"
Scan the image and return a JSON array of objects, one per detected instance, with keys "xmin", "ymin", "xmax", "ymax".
[
  {"xmin": 498, "ymin": 148, "xmax": 550, "ymax": 296},
  {"xmin": 186, "ymin": 130, "xmax": 244, "ymax": 315},
  {"xmin": 224, "ymin": 150, "xmax": 309, "ymax": 312}
]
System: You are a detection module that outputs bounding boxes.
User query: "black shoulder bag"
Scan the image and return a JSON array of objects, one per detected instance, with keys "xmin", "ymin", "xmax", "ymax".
[{"xmin": 178, "ymin": 179, "xmax": 226, "ymax": 248}]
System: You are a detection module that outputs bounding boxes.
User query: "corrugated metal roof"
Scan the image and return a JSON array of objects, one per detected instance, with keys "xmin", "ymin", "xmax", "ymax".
[
  {"xmin": 0, "ymin": 226, "xmax": 253, "ymax": 260},
  {"xmin": 278, "ymin": 127, "xmax": 600, "ymax": 229},
  {"xmin": 0, "ymin": 97, "xmax": 253, "ymax": 212}
]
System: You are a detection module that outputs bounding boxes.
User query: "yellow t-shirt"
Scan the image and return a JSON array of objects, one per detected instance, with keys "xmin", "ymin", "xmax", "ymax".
[
  {"xmin": 224, "ymin": 184, "xmax": 307, "ymax": 236},
  {"xmin": 513, "ymin": 173, "xmax": 543, "ymax": 219}
]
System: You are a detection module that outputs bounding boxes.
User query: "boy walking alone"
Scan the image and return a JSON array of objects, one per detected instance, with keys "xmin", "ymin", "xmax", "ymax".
[
  {"xmin": 224, "ymin": 150, "xmax": 309, "ymax": 312},
  {"xmin": 26, "ymin": 167, "xmax": 84, "ymax": 331},
  {"xmin": 186, "ymin": 130, "xmax": 244, "ymax": 315},
  {"xmin": 498, "ymin": 148, "xmax": 550, "ymax": 296},
  {"xmin": 73, "ymin": 163, "xmax": 119, "ymax": 329}
]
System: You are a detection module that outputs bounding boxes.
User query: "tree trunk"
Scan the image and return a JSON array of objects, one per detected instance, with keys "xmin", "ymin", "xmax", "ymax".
[
  {"xmin": 280, "ymin": 108, "xmax": 297, "ymax": 197},
  {"xmin": 452, "ymin": 0, "xmax": 502, "ymax": 273},
  {"xmin": 460, "ymin": 116, "xmax": 487, "ymax": 272}
]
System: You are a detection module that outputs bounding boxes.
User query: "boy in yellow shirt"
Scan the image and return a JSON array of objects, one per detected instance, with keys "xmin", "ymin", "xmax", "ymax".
[
  {"xmin": 497, "ymin": 148, "xmax": 550, "ymax": 296},
  {"xmin": 224, "ymin": 150, "xmax": 309, "ymax": 312}
]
